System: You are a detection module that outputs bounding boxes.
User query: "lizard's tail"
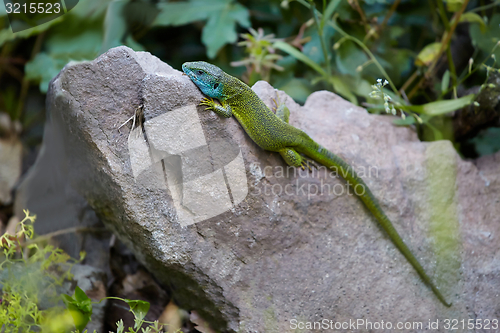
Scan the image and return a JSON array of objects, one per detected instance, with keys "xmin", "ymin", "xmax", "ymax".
[{"xmin": 296, "ymin": 139, "xmax": 451, "ymax": 307}]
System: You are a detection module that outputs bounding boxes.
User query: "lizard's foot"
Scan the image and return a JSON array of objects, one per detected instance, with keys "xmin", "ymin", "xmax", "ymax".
[
  {"xmin": 271, "ymin": 97, "xmax": 279, "ymax": 111},
  {"xmin": 300, "ymin": 156, "xmax": 319, "ymax": 172},
  {"xmin": 199, "ymin": 97, "xmax": 233, "ymax": 118},
  {"xmin": 272, "ymin": 97, "xmax": 290, "ymax": 123},
  {"xmin": 280, "ymin": 148, "xmax": 317, "ymax": 172},
  {"xmin": 199, "ymin": 97, "xmax": 217, "ymax": 111}
]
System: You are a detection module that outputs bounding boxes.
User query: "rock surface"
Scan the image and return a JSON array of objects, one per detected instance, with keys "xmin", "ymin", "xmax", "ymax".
[
  {"xmin": 17, "ymin": 46, "xmax": 500, "ymax": 332},
  {"xmin": 0, "ymin": 137, "xmax": 22, "ymax": 204}
]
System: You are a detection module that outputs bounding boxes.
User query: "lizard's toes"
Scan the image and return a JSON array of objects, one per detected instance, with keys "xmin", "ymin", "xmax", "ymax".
[
  {"xmin": 271, "ymin": 98, "xmax": 278, "ymax": 112},
  {"xmin": 199, "ymin": 97, "xmax": 212, "ymax": 105}
]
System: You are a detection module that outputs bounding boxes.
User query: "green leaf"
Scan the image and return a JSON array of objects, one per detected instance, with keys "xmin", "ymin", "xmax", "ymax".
[
  {"xmin": 349, "ymin": 78, "xmax": 373, "ymax": 99},
  {"xmin": 202, "ymin": 1, "xmax": 250, "ymax": 58},
  {"xmin": 470, "ymin": 13, "xmax": 500, "ymax": 61},
  {"xmin": 470, "ymin": 127, "xmax": 500, "ymax": 156},
  {"xmin": 25, "ymin": 53, "xmax": 68, "ymax": 92},
  {"xmin": 125, "ymin": 35, "xmax": 145, "ymax": 52},
  {"xmin": 45, "ymin": 20, "xmax": 102, "ymax": 57},
  {"xmin": 62, "ymin": 287, "xmax": 92, "ymax": 332},
  {"xmin": 70, "ymin": 0, "xmax": 113, "ymax": 19},
  {"xmin": 62, "ymin": 294, "xmax": 76, "ymax": 305},
  {"xmin": 402, "ymin": 94, "xmax": 475, "ymax": 116},
  {"xmin": 393, "ymin": 116, "xmax": 416, "ymax": 126},
  {"xmin": 0, "ymin": 1, "xmax": 6, "ymax": 17},
  {"xmin": 273, "ymin": 41, "xmax": 326, "ymax": 77},
  {"xmin": 0, "ymin": 16, "xmax": 63, "ymax": 47},
  {"xmin": 154, "ymin": 0, "xmax": 249, "ymax": 58},
  {"xmin": 302, "ymin": 25, "xmax": 335, "ymax": 64},
  {"xmin": 75, "ymin": 286, "xmax": 90, "ymax": 302},
  {"xmin": 125, "ymin": 299, "xmax": 150, "ymax": 321},
  {"xmin": 415, "ymin": 42, "xmax": 441, "ymax": 66},
  {"xmin": 116, "ymin": 319, "xmax": 125, "ymax": 333},
  {"xmin": 276, "ymin": 78, "xmax": 313, "ymax": 103},
  {"xmin": 330, "ymin": 75, "xmax": 357, "ymax": 105},
  {"xmin": 335, "ymin": 40, "xmax": 368, "ymax": 75},
  {"xmin": 441, "ymin": 70, "xmax": 450, "ymax": 93},
  {"xmin": 101, "ymin": 0, "xmax": 129, "ymax": 52},
  {"xmin": 24, "ymin": 16, "xmax": 103, "ymax": 92},
  {"xmin": 446, "ymin": 0, "xmax": 464, "ymax": 12},
  {"xmin": 154, "ymin": 0, "xmax": 217, "ymax": 26},
  {"xmin": 320, "ymin": 0, "xmax": 342, "ymax": 31},
  {"xmin": 459, "ymin": 12, "xmax": 486, "ymax": 32}
]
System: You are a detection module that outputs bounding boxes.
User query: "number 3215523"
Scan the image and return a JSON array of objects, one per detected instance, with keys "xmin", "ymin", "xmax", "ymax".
[
  {"xmin": 5, "ymin": 2, "xmax": 61, "ymax": 14},
  {"xmin": 443, "ymin": 319, "xmax": 498, "ymax": 330}
]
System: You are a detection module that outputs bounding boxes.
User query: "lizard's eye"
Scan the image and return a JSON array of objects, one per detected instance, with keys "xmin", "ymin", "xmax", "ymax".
[
  {"xmin": 213, "ymin": 83, "xmax": 219, "ymax": 89},
  {"xmin": 197, "ymin": 70, "xmax": 204, "ymax": 75}
]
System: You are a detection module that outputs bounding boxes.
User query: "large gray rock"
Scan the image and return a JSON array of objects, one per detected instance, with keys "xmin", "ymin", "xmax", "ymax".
[{"xmin": 18, "ymin": 46, "xmax": 500, "ymax": 332}]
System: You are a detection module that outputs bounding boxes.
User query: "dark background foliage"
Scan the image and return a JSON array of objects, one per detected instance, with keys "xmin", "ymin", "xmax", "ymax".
[
  {"xmin": 1, "ymin": 0, "xmax": 499, "ymax": 160},
  {"xmin": 1, "ymin": 1, "xmax": 499, "ymax": 330}
]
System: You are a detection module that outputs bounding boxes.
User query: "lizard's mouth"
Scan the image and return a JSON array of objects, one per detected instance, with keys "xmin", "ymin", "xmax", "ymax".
[
  {"xmin": 181, "ymin": 64, "xmax": 199, "ymax": 84},
  {"xmin": 181, "ymin": 63, "xmax": 191, "ymax": 77}
]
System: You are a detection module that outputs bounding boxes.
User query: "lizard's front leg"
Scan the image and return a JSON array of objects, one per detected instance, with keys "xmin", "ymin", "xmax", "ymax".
[{"xmin": 199, "ymin": 97, "xmax": 232, "ymax": 118}]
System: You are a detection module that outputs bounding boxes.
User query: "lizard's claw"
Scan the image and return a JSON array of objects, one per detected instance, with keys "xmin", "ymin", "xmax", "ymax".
[
  {"xmin": 271, "ymin": 98, "xmax": 278, "ymax": 112},
  {"xmin": 300, "ymin": 157, "xmax": 319, "ymax": 172},
  {"xmin": 199, "ymin": 97, "xmax": 216, "ymax": 111}
]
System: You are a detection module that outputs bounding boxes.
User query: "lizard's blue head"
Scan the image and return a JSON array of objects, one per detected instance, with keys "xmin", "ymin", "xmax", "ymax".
[{"xmin": 182, "ymin": 61, "xmax": 224, "ymax": 98}]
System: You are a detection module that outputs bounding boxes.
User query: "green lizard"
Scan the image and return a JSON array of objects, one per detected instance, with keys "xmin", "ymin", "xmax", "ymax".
[{"xmin": 182, "ymin": 61, "xmax": 451, "ymax": 307}]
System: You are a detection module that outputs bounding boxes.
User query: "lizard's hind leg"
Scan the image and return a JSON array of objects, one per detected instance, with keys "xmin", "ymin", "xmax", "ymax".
[
  {"xmin": 279, "ymin": 148, "xmax": 317, "ymax": 171},
  {"xmin": 279, "ymin": 148, "xmax": 303, "ymax": 167},
  {"xmin": 272, "ymin": 95, "xmax": 290, "ymax": 123}
]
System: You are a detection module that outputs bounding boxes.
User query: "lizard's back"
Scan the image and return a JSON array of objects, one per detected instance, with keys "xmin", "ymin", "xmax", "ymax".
[{"xmin": 224, "ymin": 76, "xmax": 308, "ymax": 151}]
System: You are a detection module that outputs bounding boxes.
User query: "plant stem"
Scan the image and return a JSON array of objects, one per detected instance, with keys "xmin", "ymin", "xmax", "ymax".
[
  {"xmin": 22, "ymin": 227, "xmax": 108, "ymax": 246},
  {"xmin": 328, "ymin": 18, "xmax": 400, "ymax": 96},
  {"xmin": 399, "ymin": 69, "xmax": 420, "ymax": 95},
  {"xmin": 470, "ymin": 0, "xmax": 500, "ymax": 13},
  {"xmin": 436, "ymin": 0, "xmax": 450, "ymax": 30},
  {"xmin": 309, "ymin": 1, "xmax": 331, "ymax": 77},
  {"xmin": 446, "ymin": 46, "xmax": 457, "ymax": 88},
  {"xmin": 351, "ymin": 0, "xmax": 369, "ymax": 31},
  {"xmin": 377, "ymin": 0, "xmax": 401, "ymax": 35},
  {"xmin": 437, "ymin": 0, "xmax": 457, "ymax": 90},
  {"xmin": 408, "ymin": 0, "xmax": 470, "ymax": 99},
  {"xmin": 441, "ymin": 42, "xmax": 500, "ymax": 96}
]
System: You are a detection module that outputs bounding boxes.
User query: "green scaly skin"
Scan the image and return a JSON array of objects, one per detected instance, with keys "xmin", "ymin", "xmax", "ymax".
[{"xmin": 182, "ymin": 61, "xmax": 451, "ymax": 307}]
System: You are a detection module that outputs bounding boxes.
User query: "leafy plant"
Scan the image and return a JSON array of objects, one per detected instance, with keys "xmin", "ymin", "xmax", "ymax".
[
  {"xmin": 0, "ymin": 210, "xmax": 83, "ymax": 332},
  {"xmin": 0, "ymin": 211, "xmax": 179, "ymax": 333},
  {"xmin": 231, "ymin": 27, "xmax": 283, "ymax": 84},
  {"xmin": 62, "ymin": 286, "xmax": 93, "ymax": 332},
  {"xmin": 2, "ymin": 0, "xmax": 500, "ymax": 164},
  {"xmin": 233, "ymin": 0, "xmax": 499, "ymax": 150}
]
